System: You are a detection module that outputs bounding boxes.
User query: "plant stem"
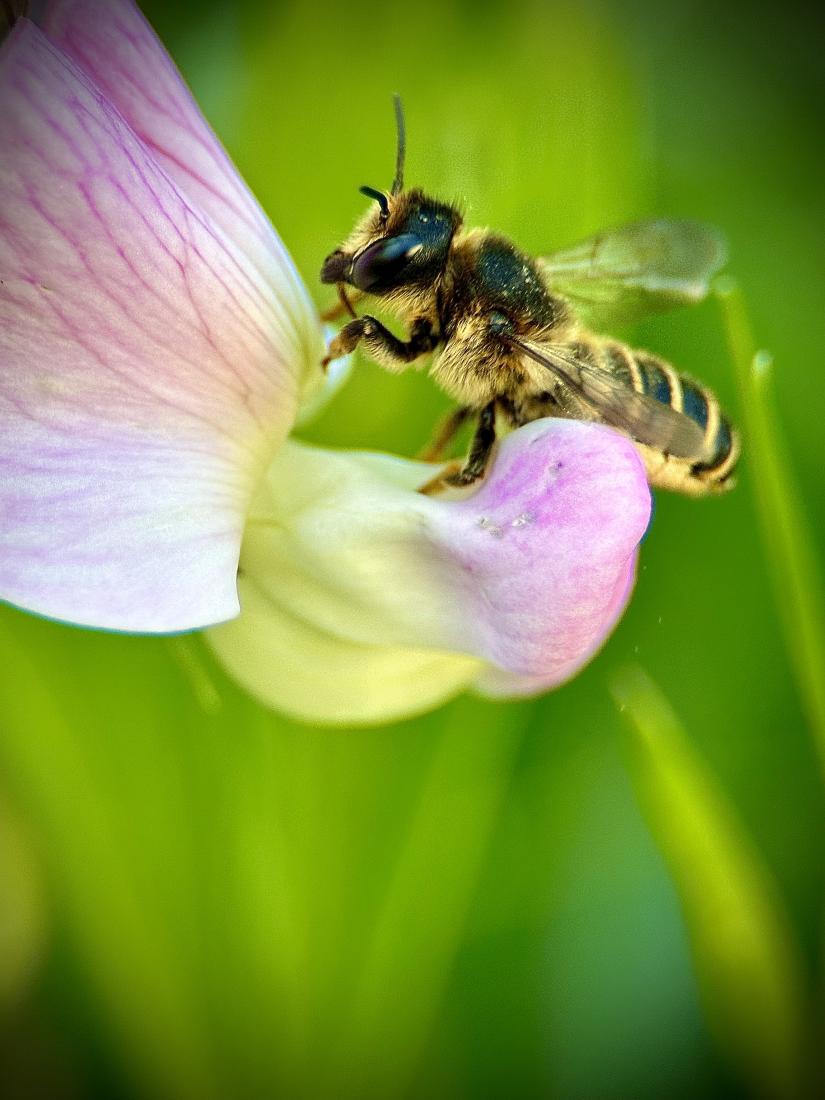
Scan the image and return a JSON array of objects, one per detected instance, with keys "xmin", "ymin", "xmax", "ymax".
[{"xmin": 715, "ymin": 276, "xmax": 825, "ymax": 783}]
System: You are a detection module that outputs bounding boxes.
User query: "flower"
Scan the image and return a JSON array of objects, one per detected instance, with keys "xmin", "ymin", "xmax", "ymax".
[{"xmin": 0, "ymin": 0, "xmax": 652, "ymax": 724}]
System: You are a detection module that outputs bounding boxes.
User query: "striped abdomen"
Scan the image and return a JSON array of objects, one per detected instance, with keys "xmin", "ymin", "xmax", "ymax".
[{"xmin": 601, "ymin": 340, "xmax": 739, "ymax": 496}]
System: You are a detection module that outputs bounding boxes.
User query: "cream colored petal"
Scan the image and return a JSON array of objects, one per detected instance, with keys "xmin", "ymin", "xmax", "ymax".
[{"xmin": 207, "ymin": 420, "xmax": 651, "ymax": 723}]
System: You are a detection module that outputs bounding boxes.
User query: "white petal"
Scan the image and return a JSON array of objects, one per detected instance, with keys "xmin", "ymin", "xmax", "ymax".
[
  {"xmin": 0, "ymin": 22, "xmax": 316, "ymax": 631},
  {"xmin": 295, "ymin": 329, "xmax": 354, "ymax": 428},
  {"xmin": 39, "ymin": 0, "xmax": 322, "ymax": 391}
]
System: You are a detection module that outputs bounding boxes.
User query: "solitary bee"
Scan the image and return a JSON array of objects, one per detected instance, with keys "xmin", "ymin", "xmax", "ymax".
[{"xmin": 321, "ymin": 98, "xmax": 739, "ymax": 496}]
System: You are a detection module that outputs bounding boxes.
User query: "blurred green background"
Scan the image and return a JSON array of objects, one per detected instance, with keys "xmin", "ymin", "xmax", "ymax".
[{"xmin": 2, "ymin": 0, "xmax": 824, "ymax": 1097}]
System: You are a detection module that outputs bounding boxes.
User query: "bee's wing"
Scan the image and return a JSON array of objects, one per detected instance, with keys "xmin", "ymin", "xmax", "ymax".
[
  {"xmin": 508, "ymin": 337, "xmax": 706, "ymax": 459},
  {"xmin": 537, "ymin": 219, "xmax": 727, "ymax": 330}
]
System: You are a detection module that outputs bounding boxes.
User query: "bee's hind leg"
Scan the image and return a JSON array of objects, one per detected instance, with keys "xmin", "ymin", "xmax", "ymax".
[
  {"xmin": 418, "ymin": 460, "xmax": 463, "ymax": 496},
  {"xmin": 417, "ymin": 406, "xmax": 472, "ymax": 462}
]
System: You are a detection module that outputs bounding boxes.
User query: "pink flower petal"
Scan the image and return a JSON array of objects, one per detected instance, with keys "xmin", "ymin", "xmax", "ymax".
[
  {"xmin": 0, "ymin": 21, "xmax": 316, "ymax": 632},
  {"xmin": 38, "ymin": 0, "xmax": 318, "ymax": 369},
  {"xmin": 207, "ymin": 421, "xmax": 651, "ymax": 723},
  {"xmin": 437, "ymin": 418, "xmax": 650, "ymax": 695}
]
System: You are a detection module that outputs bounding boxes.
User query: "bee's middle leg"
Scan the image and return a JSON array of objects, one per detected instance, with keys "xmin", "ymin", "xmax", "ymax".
[
  {"xmin": 320, "ymin": 285, "xmax": 364, "ymax": 322},
  {"xmin": 445, "ymin": 401, "xmax": 497, "ymax": 487},
  {"xmin": 418, "ymin": 402, "xmax": 497, "ymax": 495}
]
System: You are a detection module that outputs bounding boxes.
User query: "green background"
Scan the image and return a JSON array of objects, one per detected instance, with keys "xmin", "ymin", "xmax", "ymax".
[{"xmin": 2, "ymin": 1, "xmax": 824, "ymax": 1097}]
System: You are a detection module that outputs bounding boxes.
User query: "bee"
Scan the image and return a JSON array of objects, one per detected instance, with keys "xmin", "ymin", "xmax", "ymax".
[
  {"xmin": 321, "ymin": 98, "xmax": 739, "ymax": 497},
  {"xmin": 1, "ymin": 0, "xmax": 29, "ymax": 39}
]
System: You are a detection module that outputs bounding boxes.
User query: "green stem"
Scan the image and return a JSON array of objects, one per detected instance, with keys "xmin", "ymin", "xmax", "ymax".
[
  {"xmin": 715, "ymin": 277, "xmax": 825, "ymax": 782},
  {"xmin": 326, "ymin": 699, "xmax": 528, "ymax": 1100},
  {"xmin": 613, "ymin": 665, "xmax": 809, "ymax": 1100}
]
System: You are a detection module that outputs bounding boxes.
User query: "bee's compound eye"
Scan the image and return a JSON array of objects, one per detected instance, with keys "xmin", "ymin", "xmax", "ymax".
[{"xmin": 350, "ymin": 233, "xmax": 422, "ymax": 291}]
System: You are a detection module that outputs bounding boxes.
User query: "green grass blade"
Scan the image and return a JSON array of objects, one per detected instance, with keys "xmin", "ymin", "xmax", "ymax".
[
  {"xmin": 327, "ymin": 699, "xmax": 529, "ymax": 1100},
  {"xmin": 0, "ymin": 621, "xmax": 220, "ymax": 1100},
  {"xmin": 0, "ymin": 795, "xmax": 47, "ymax": 1012},
  {"xmin": 612, "ymin": 666, "xmax": 809, "ymax": 1100},
  {"xmin": 715, "ymin": 277, "xmax": 825, "ymax": 778}
]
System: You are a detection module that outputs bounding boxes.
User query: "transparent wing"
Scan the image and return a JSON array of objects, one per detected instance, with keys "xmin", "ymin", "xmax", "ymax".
[
  {"xmin": 507, "ymin": 336, "xmax": 706, "ymax": 459},
  {"xmin": 538, "ymin": 219, "xmax": 727, "ymax": 330}
]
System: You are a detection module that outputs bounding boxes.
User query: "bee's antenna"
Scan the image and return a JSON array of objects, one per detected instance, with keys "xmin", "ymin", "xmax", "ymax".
[
  {"xmin": 391, "ymin": 94, "xmax": 406, "ymax": 195},
  {"xmin": 359, "ymin": 185, "xmax": 390, "ymax": 217}
]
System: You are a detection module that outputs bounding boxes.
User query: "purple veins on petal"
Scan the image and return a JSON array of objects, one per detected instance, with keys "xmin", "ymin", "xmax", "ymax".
[
  {"xmin": 38, "ymin": 0, "xmax": 318, "ymax": 350},
  {"xmin": 0, "ymin": 18, "xmax": 314, "ymax": 632}
]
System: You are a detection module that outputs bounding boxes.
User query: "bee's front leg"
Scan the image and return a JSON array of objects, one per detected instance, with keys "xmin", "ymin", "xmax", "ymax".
[
  {"xmin": 321, "ymin": 316, "xmax": 370, "ymax": 369},
  {"xmin": 322, "ymin": 316, "xmax": 437, "ymax": 372}
]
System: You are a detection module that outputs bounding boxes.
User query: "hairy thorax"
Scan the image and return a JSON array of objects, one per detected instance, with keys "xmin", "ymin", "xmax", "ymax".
[{"xmin": 429, "ymin": 230, "xmax": 573, "ymax": 408}]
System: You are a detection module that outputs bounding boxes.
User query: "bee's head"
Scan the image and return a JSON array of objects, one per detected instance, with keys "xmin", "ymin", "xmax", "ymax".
[{"xmin": 320, "ymin": 97, "xmax": 461, "ymax": 295}]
